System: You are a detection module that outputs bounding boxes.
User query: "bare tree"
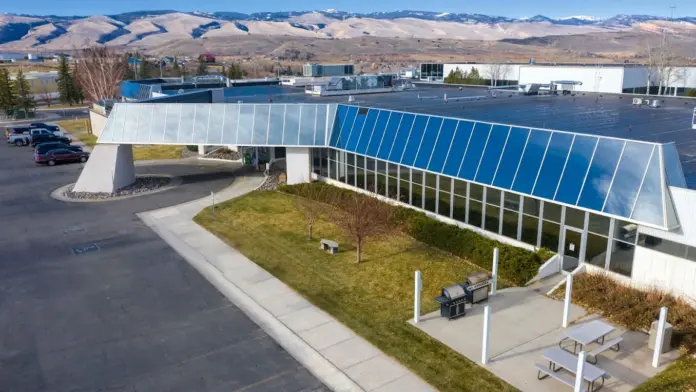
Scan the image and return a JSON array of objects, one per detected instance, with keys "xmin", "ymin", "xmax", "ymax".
[
  {"xmin": 486, "ymin": 62, "xmax": 511, "ymax": 87},
  {"xmin": 643, "ymin": 40, "xmax": 659, "ymax": 95},
  {"xmin": 73, "ymin": 46, "xmax": 127, "ymax": 102},
  {"xmin": 291, "ymin": 183, "xmax": 333, "ymax": 240},
  {"xmin": 332, "ymin": 193, "xmax": 395, "ymax": 263},
  {"xmin": 38, "ymin": 85, "xmax": 54, "ymax": 107}
]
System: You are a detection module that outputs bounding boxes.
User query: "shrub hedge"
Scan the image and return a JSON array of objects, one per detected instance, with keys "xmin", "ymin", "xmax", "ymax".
[{"xmin": 279, "ymin": 182, "xmax": 545, "ymax": 286}]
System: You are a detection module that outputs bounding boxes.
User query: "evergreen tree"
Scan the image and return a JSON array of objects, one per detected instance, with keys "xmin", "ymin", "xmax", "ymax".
[
  {"xmin": 13, "ymin": 69, "xmax": 36, "ymax": 115},
  {"xmin": 197, "ymin": 56, "xmax": 208, "ymax": 75},
  {"xmin": 70, "ymin": 68, "xmax": 84, "ymax": 104},
  {"xmin": 444, "ymin": 67, "xmax": 465, "ymax": 84},
  {"xmin": 139, "ymin": 60, "xmax": 152, "ymax": 79},
  {"xmin": 0, "ymin": 68, "xmax": 17, "ymax": 116},
  {"xmin": 57, "ymin": 55, "xmax": 75, "ymax": 105},
  {"xmin": 464, "ymin": 67, "xmax": 483, "ymax": 85},
  {"xmin": 227, "ymin": 63, "xmax": 243, "ymax": 79}
]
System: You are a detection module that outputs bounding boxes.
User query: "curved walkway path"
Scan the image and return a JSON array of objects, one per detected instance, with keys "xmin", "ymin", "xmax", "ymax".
[{"xmin": 139, "ymin": 173, "xmax": 435, "ymax": 392}]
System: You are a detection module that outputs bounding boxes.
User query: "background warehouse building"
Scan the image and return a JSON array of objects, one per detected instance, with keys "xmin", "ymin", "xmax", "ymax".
[
  {"xmin": 422, "ymin": 62, "xmax": 696, "ymax": 95},
  {"xmin": 81, "ymin": 83, "xmax": 696, "ymax": 303}
]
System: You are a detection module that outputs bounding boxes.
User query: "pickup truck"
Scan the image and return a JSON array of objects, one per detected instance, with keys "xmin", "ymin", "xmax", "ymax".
[{"xmin": 8, "ymin": 128, "xmax": 70, "ymax": 146}]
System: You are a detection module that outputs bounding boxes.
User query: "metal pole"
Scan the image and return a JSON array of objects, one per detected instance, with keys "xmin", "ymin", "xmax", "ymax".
[
  {"xmin": 482, "ymin": 305, "xmax": 491, "ymax": 364},
  {"xmin": 574, "ymin": 351, "xmax": 586, "ymax": 392},
  {"xmin": 414, "ymin": 270, "xmax": 422, "ymax": 324},
  {"xmin": 652, "ymin": 306, "xmax": 668, "ymax": 368},
  {"xmin": 562, "ymin": 274, "xmax": 573, "ymax": 328},
  {"xmin": 491, "ymin": 248, "xmax": 499, "ymax": 296}
]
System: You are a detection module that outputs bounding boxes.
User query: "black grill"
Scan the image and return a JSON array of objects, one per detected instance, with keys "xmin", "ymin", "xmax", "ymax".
[{"xmin": 434, "ymin": 272, "xmax": 492, "ymax": 320}]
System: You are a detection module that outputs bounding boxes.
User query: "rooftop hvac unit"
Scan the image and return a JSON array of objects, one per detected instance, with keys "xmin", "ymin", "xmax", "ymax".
[
  {"xmin": 632, "ymin": 98, "xmax": 643, "ymax": 105},
  {"xmin": 651, "ymin": 100, "xmax": 661, "ymax": 108},
  {"xmin": 692, "ymin": 107, "xmax": 695, "ymax": 130}
]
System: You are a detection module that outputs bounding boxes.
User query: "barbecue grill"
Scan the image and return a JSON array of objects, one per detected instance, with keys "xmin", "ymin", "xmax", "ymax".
[
  {"xmin": 434, "ymin": 273, "xmax": 492, "ymax": 320},
  {"xmin": 463, "ymin": 272, "xmax": 492, "ymax": 304},
  {"xmin": 434, "ymin": 284, "xmax": 467, "ymax": 320}
]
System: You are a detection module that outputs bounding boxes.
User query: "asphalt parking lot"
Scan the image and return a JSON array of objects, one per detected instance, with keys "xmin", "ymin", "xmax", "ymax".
[{"xmin": 0, "ymin": 142, "xmax": 327, "ymax": 391}]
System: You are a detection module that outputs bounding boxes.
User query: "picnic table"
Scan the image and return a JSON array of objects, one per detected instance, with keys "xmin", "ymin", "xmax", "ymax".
[
  {"xmin": 539, "ymin": 347, "xmax": 610, "ymax": 391},
  {"xmin": 560, "ymin": 320, "xmax": 615, "ymax": 354}
]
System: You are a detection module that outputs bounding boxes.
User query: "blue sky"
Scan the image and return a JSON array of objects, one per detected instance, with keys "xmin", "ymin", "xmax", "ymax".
[{"xmin": 4, "ymin": 0, "xmax": 696, "ymax": 18}]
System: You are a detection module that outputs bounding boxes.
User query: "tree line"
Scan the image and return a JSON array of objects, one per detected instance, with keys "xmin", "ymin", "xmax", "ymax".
[
  {"xmin": 0, "ymin": 68, "xmax": 36, "ymax": 117},
  {"xmin": 444, "ymin": 67, "xmax": 486, "ymax": 85}
]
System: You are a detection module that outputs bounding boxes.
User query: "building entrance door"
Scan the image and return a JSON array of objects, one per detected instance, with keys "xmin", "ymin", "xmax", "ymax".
[{"xmin": 562, "ymin": 227, "xmax": 583, "ymax": 272}]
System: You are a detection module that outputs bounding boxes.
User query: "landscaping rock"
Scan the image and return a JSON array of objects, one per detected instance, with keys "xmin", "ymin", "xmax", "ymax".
[
  {"xmin": 206, "ymin": 148, "xmax": 241, "ymax": 161},
  {"xmin": 64, "ymin": 176, "xmax": 171, "ymax": 200},
  {"xmin": 257, "ymin": 160, "xmax": 287, "ymax": 191}
]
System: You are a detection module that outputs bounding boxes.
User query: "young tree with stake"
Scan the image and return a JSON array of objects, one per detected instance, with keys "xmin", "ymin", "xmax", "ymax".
[
  {"xmin": 291, "ymin": 183, "xmax": 333, "ymax": 240},
  {"xmin": 333, "ymin": 193, "xmax": 395, "ymax": 263}
]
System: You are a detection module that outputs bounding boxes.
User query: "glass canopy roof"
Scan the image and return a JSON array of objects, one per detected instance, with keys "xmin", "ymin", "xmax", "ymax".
[{"xmin": 99, "ymin": 102, "xmax": 682, "ymax": 229}]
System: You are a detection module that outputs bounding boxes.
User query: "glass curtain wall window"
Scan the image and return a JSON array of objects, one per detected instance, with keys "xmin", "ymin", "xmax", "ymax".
[
  {"xmin": 585, "ymin": 213, "xmax": 610, "ymax": 269},
  {"xmin": 607, "ymin": 219, "xmax": 637, "ymax": 277}
]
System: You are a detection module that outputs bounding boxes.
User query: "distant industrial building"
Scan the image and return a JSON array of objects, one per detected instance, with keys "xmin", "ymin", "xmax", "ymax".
[
  {"xmin": 9, "ymin": 71, "xmax": 59, "ymax": 96},
  {"xmin": 303, "ymin": 63, "xmax": 354, "ymax": 78},
  {"xmin": 421, "ymin": 62, "xmax": 696, "ymax": 95}
]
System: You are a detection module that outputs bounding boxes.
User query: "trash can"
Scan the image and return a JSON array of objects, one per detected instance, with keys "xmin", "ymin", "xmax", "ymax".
[
  {"xmin": 649, "ymin": 320, "xmax": 673, "ymax": 354},
  {"xmin": 243, "ymin": 153, "xmax": 251, "ymax": 165}
]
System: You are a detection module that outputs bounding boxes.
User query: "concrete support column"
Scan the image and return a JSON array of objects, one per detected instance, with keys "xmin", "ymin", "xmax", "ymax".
[
  {"xmin": 285, "ymin": 147, "xmax": 311, "ymax": 185},
  {"xmin": 73, "ymin": 144, "xmax": 135, "ymax": 193},
  {"xmin": 198, "ymin": 145, "xmax": 206, "ymax": 156}
]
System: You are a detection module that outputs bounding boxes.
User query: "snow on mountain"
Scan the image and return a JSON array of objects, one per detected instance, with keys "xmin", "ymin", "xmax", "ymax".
[{"xmin": 0, "ymin": 10, "xmax": 694, "ymax": 50}]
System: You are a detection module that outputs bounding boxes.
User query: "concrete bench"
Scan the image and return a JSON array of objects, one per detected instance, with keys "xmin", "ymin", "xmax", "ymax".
[
  {"xmin": 587, "ymin": 337, "xmax": 622, "ymax": 364},
  {"xmin": 320, "ymin": 239, "xmax": 339, "ymax": 254},
  {"xmin": 535, "ymin": 364, "xmax": 574, "ymax": 387}
]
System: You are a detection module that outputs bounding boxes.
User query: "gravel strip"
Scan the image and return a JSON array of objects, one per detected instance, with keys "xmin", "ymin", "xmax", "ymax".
[
  {"xmin": 257, "ymin": 160, "xmax": 287, "ymax": 191},
  {"xmin": 206, "ymin": 148, "xmax": 241, "ymax": 161},
  {"xmin": 64, "ymin": 176, "xmax": 172, "ymax": 200}
]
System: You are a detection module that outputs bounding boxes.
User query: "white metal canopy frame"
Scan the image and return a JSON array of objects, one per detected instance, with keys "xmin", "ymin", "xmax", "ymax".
[{"xmin": 98, "ymin": 102, "xmax": 684, "ymax": 230}]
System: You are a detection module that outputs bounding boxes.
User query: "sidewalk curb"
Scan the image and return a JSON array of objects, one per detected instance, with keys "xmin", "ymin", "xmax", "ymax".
[{"xmin": 138, "ymin": 180, "xmax": 364, "ymax": 392}]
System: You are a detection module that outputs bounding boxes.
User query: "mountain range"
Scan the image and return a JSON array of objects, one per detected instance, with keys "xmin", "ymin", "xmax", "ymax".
[{"xmin": 1, "ymin": 10, "xmax": 694, "ymax": 52}]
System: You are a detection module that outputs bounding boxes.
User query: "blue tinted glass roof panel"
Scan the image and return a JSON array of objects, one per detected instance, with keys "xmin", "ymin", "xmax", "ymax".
[
  {"xmin": 630, "ymin": 148, "xmax": 664, "ymax": 226},
  {"xmin": 366, "ymin": 111, "xmax": 390, "ymax": 157},
  {"xmin": 458, "ymin": 123, "xmax": 492, "ymax": 180},
  {"xmin": 355, "ymin": 109, "xmax": 379, "ymax": 154},
  {"xmin": 577, "ymin": 138, "xmax": 625, "ymax": 211},
  {"xmin": 414, "ymin": 117, "xmax": 443, "ymax": 169},
  {"xmin": 428, "ymin": 119, "xmax": 458, "ymax": 173},
  {"xmin": 236, "ymin": 104, "xmax": 254, "ymax": 144},
  {"xmin": 252, "ymin": 104, "xmax": 270, "ymax": 145},
  {"xmin": 337, "ymin": 106, "xmax": 358, "ymax": 149},
  {"xmin": 298, "ymin": 104, "xmax": 317, "ymax": 145},
  {"xmin": 267, "ymin": 105, "xmax": 285, "ymax": 145},
  {"xmin": 314, "ymin": 104, "xmax": 328, "ymax": 145},
  {"xmin": 282, "ymin": 105, "xmax": 301, "ymax": 145},
  {"xmin": 492, "ymin": 127, "xmax": 530, "ymax": 190},
  {"xmin": 388, "ymin": 113, "xmax": 415, "ymax": 162},
  {"xmin": 329, "ymin": 104, "xmax": 349, "ymax": 147},
  {"xmin": 554, "ymin": 135, "xmax": 598, "ymax": 205},
  {"xmin": 345, "ymin": 109, "xmax": 368, "ymax": 152},
  {"xmin": 603, "ymin": 142, "xmax": 654, "ymax": 217},
  {"xmin": 532, "ymin": 132, "xmax": 574, "ymax": 200},
  {"xmin": 662, "ymin": 143, "xmax": 686, "ymax": 188},
  {"xmin": 377, "ymin": 112, "xmax": 402, "ymax": 160},
  {"xmin": 442, "ymin": 121, "xmax": 474, "ymax": 177},
  {"xmin": 401, "ymin": 115, "xmax": 429, "ymax": 166},
  {"xmin": 511, "ymin": 130, "xmax": 551, "ymax": 194},
  {"xmin": 475, "ymin": 125, "xmax": 511, "ymax": 185}
]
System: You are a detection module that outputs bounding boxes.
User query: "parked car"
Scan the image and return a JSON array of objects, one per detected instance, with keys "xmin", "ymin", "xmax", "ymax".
[
  {"xmin": 8, "ymin": 128, "xmax": 62, "ymax": 146},
  {"xmin": 35, "ymin": 142, "xmax": 83, "ymax": 155},
  {"xmin": 30, "ymin": 122, "xmax": 59, "ymax": 132},
  {"xmin": 35, "ymin": 149, "xmax": 89, "ymax": 166},
  {"xmin": 6, "ymin": 126, "xmax": 33, "ymax": 141},
  {"xmin": 30, "ymin": 133, "xmax": 71, "ymax": 147}
]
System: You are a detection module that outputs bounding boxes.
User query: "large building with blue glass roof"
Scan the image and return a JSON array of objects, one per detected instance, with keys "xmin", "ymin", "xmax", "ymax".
[{"xmin": 79, "ymin": 81, "xmax": 696, "ymax": 302}]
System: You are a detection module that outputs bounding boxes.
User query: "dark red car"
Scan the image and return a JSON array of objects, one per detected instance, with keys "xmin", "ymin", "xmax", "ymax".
[{"xmin": 35, "ymin": 148, "xmax": 90, "ymax": 166}]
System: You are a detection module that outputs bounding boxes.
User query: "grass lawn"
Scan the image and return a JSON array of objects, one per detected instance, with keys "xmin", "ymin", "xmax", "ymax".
[
  {"xmin": 194, "ymin": 190, "xmax": 517, "ymax": 392},
  {"xmin": 634, "ymin": 356, "xmax": 696, "ymax": 391}
]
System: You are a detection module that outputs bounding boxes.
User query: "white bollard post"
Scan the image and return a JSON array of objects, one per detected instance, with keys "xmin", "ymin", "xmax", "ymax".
[
  {"xmin": 211, "ymin": 191, "xmax": 216, "ymax": 219},
  {"xmin": 562, "ymin": 274, "xmax": 573, "ymax": 328},
  {"xmin": 574, "ymin": 351, "xmax": 587, "ymax": 392},
  {"xmin": 482, "ymin": 305, "xmax": 491, "ymax": 364},
  {"xmin": 652, "ymin": 306, "xmax": 668, "ymax": 368},
  {"xmin": 414, "ymin": 271, "xmax": 422, "ymax": 324},
  {"xmin": 491, "ymin": 248, "xmax": 499, "ymax": 296}
]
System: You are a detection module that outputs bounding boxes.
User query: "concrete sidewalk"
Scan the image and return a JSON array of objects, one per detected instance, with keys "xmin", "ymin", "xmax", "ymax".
[{"xmin": 138, "ymin": 173, "xmax": 435, "ymax": 392}]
